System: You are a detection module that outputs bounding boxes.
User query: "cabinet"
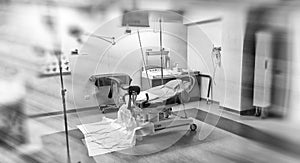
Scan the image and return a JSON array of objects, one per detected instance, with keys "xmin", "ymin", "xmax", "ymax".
[{"xmin": 253, "ymin": 31, "xmax": 273, "ymax": 108}]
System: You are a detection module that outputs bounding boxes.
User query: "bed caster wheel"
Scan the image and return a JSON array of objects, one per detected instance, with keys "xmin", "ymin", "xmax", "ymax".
[
  {"xmin": 98, "ymin": 106, "xmax": 105, "ymax": 114},
  {"xmin": 190, "ymin": 124, "xmax": 197, "ymax": 131}
]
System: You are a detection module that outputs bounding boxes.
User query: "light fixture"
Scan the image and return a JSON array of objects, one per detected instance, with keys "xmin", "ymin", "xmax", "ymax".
[
  {"xmin": 69, "ymin": 26, "xmax": 116, "ymax": 45},
  {"xmin": 125, "ymin": 24, "xmax": 131, "ymax": 34}
]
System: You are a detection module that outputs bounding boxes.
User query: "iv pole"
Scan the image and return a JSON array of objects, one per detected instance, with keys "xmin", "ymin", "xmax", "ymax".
[
  {"xmin": 159, "ymin": 18, "xmax": 164, "ymax": 85},
  {"xmin": 38, "ymin": 48, "xmax": 72, "ymax": 163},
  {"xmin": 54, "ymin": 50, "xmax": 71, "ymax": 163},
  {"xmin": 41, "ymin": 3, "xmax": 72, "ymax": 161},
  {"xmin": 50, "ymin": 27, "xmax": 115, "ymax": 163}
]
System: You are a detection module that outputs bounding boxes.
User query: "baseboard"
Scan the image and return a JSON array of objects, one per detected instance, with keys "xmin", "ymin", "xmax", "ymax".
[
  {"xmin": 198, "ymin": 97, "xmax": 256, "ymax": 116},
  {"xmin": 29, "ymin": 97, "xmax": 256, "ymax": 118},
  {"xmin": 221, "ymin": 106, "xmax": 256, "ymax": 116},
  {"xmin": 189, "ymin": 108, "xmax": 300, "ymax": 156},
  {"xmin": 240, "ymin": 108, "xmax": 256, "ymax": 116},
  {"xmin": 189, "ymin": 97, "xmax": 202, "ymax": 102},
  {"xmin": 199, "ymin": 97, "xmax": 219, "ymax": 104},
  {"xmin": 28, "ymin": 106, "xmax": 99, "ymax": 118}
]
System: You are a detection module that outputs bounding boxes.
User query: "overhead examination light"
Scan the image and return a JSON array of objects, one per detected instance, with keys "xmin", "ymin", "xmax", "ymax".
[
  {"xmin": 69, "ymin": 26, "xmax": 116, "ymax": 45},
  {"xmin": 121, "ymin": 10, "xmax": 150, "ymax": 27}
]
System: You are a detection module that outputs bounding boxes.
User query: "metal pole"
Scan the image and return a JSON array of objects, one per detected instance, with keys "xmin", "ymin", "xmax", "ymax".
[
  {"xmin": 137, "ymin": 30, "xmax": 151, "ymax": 87},
  {"xmin": 159, "ymin": 19, "xmax": 164, "ymax": 85},
  {"xmin": 56, "ymin": 51, "xmax": 71, "ymax": 163}
]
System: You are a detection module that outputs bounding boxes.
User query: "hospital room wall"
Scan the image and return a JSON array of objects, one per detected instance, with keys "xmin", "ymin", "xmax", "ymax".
[
  {"xmin": 185, "ymin": 7, "xmax": 246, "ymax": 112},
  {"xmin": 287, "ymin": 10, "xmax": 300, "ymax": 124},
  {"xmin": 3, "ymin": 6, "xmax": 188, "ymax": 114},
  {"xmin": 186, "ymin": 22, "xmax": 224, "ymax": 104},
  {"xmin": 222, "ymin": 9, "xmax": 246, "ymax": 112},
  {"xmin": 66, "ymin": 10, "xmax": 188, "ymax": 109}
]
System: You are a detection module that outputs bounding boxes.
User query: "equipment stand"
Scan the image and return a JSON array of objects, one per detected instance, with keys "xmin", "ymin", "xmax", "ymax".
[
  {"xmin": 159, "ymin": 19, "xmax": 164, "ymax": 85},
  {"xmin": 55, "ymin": 50, "xmax": 71, "ymax": 163}
]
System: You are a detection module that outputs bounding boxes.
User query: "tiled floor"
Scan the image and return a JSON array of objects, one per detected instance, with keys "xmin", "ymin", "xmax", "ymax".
[{"xmin": 19, "ymin": 100, "xmax": 300, "ymax": 162}]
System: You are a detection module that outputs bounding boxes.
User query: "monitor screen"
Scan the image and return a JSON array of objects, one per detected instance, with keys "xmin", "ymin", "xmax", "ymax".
[{"xmin": 122, "ymin": 10, "xmax": 150, "ymax": 27}]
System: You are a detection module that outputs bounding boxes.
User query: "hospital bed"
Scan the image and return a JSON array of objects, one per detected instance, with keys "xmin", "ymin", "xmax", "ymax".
[
  {"xmin": 89, "ymin": 73, "xmax": 204, "ymax": 135},
  {"xmin": 118, "ymin": 82, "xmax": 197, "ymax": 137},
  {"xmin": 89, "ymin": 73, "xmax": 132, "ymax": 113},
  {"xmin": 90, "ymin": 71, "xmax": 212, "ymax": 112}
]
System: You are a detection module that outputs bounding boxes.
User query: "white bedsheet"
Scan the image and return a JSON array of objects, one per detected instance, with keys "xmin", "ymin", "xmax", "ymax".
[
  {"xmin": 77, "ymin": 117, "xmax": 137, "ymax": 156},
  {"xmin": 77, "ymin": 104, "xmax": 142, "ymax": 156}
]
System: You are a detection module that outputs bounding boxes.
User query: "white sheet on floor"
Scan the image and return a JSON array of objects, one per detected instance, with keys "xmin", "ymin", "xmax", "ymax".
[
  {"xmin": 77, "ymin": 117, "xmax": 136, "ymax": 156},
  {"xmin": 77, "ymin": 105, "xmax": 143, "ymax": 156}
]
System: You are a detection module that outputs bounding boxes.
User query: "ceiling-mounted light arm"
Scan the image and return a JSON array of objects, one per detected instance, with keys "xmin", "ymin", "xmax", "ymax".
[
  {"xmin": 87, "ymin": 34, "xmax": 116, "ymax": 45},
  {"xmin": 68, "ymin": 26, "xmax": 116, "ymax": 45},
  {"xmin": 87, "ymin": 34, "xmax": 114, "ymax": 39}
]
